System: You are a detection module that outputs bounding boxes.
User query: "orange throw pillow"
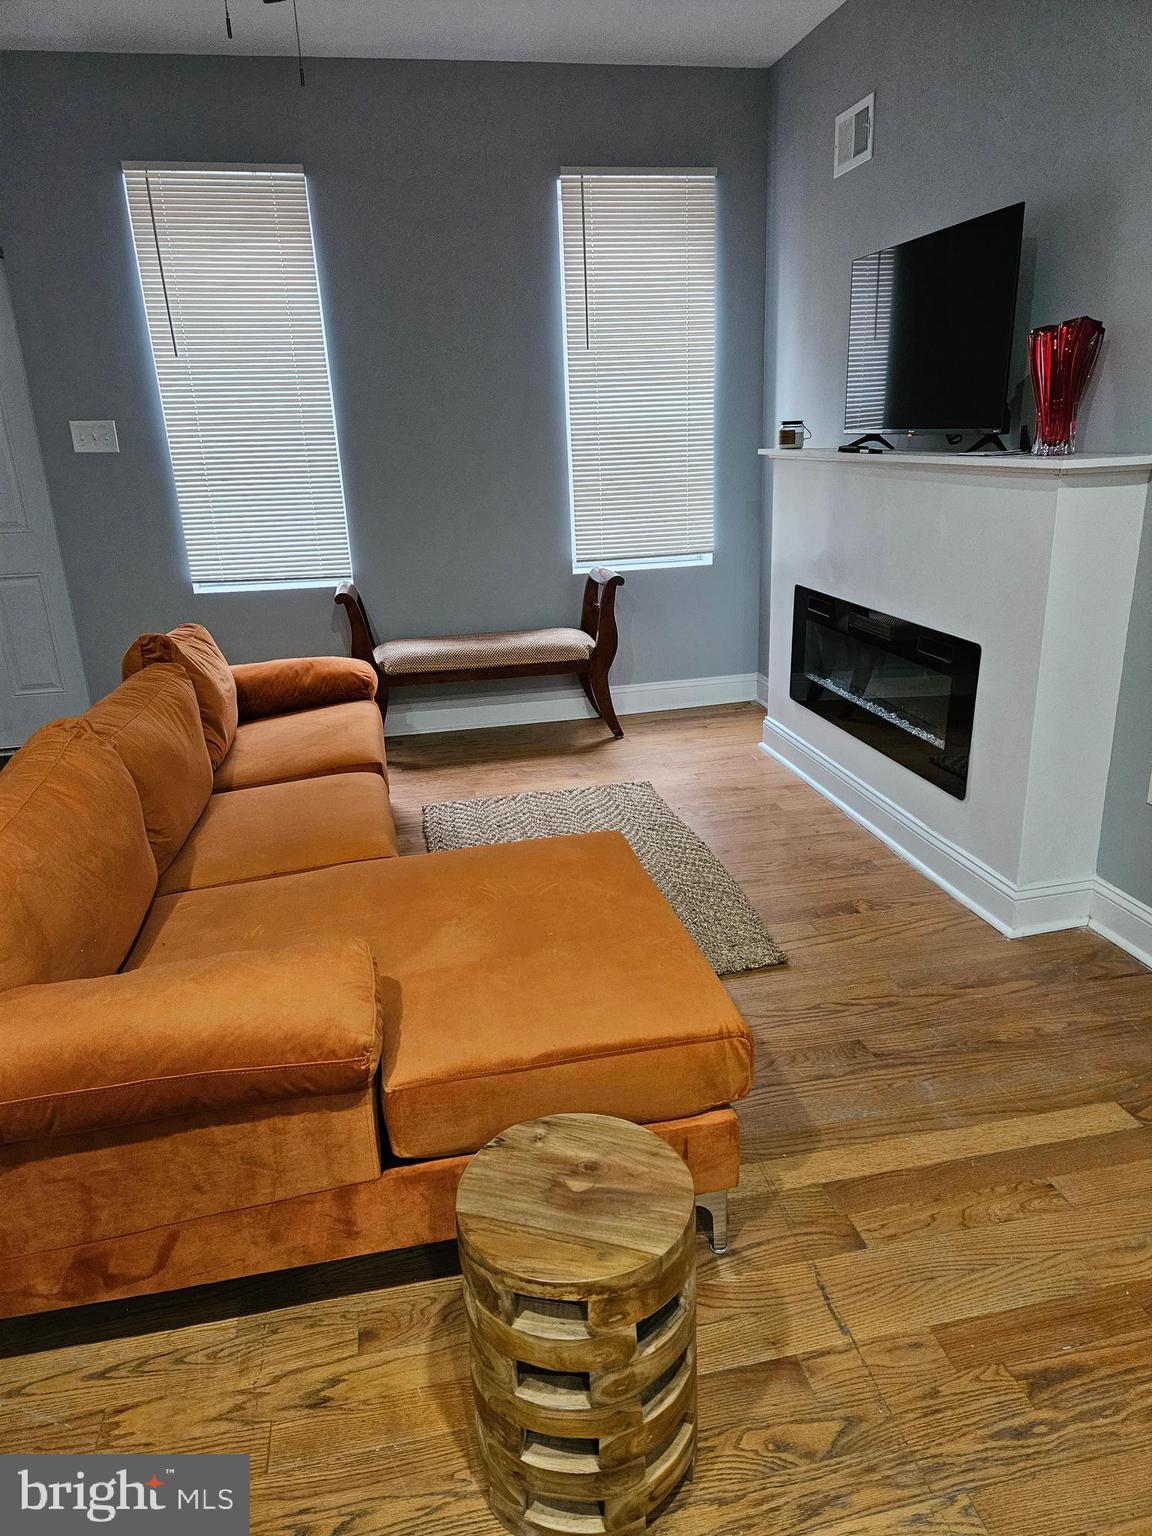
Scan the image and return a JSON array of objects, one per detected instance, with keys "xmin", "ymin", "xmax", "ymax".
[
  {"xmin": 232, "ymin": 656, "xmax": 377, "ymax": 720},
  {"xmin": 85, "ymin": 665, "xmax": 213, "ymax": 874},
  {"xmin": 122, "ymin": 623, "xmax": 238, "ymax": 768}
]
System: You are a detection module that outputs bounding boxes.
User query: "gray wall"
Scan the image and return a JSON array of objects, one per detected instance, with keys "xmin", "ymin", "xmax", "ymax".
[
  {"xmin": 0, "ymin": 52, "xmax": 768, "ymax": 700},
  {"xmin": 764, "ymin": 0, "xmax": 1152, "ymax": 905}
]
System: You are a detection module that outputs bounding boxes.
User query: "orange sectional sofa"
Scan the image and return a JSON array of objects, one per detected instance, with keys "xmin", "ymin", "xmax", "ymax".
[{"xmin": 0, "ymin": 625, "xmax": 755, "ymax": 1319}]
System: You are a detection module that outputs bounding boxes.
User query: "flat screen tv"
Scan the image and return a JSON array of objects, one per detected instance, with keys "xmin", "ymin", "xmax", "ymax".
[{"xmin": 844, "ymin": 202, "xmax": 1025, "ymax": 437}]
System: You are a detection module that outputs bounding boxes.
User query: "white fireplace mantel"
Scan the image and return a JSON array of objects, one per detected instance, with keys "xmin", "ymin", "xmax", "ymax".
[
  {"xmin": 759, "ymin": 448, "xmax": 1152, "ymax": 476},
  {"xmin": 759, "ymin": 449, "xmax": 1152, "ymax": 939}
]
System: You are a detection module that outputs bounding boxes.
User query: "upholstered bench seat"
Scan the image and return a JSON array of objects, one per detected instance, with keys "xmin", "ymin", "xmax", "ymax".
[
  {"xmin": 376, "ymin": 627, "xmax": 594, "ymax": 676},
  {"xmin": 337, "ymin": 573, "xmax": 626, "ymax": 736}
]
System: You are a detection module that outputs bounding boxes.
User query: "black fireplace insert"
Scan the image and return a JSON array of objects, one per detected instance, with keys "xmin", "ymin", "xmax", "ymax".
[{"xmin": 790, "ymin": 586, "xmax": 981, "ymax": 799}]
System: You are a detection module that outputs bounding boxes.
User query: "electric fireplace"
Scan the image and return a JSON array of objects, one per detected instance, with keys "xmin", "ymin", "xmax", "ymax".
[{"xmin": 790, "ymin": 586, "xmax": 981, "ymax": 799}]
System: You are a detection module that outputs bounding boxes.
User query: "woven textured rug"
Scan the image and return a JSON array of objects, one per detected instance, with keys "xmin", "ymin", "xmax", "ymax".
[{"xmin": 422, "ymin": 780, "xmax": 786, "ymax": 976}]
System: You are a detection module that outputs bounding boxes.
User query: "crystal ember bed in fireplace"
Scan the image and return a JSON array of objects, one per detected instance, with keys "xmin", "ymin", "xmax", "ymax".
[{"xmin": 790, "ymin": 586, "xmax": 981, "ymax": 799}]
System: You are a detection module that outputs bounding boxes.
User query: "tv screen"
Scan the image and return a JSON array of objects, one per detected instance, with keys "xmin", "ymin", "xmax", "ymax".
[{"xmin": 844, "ymin": 202, "xmax": 1025, "ymax": 436}]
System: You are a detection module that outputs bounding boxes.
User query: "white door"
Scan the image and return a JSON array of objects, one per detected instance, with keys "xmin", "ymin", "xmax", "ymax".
[{"xmin": 0, "ymin": 260, "xmax": 88, "ymax": 749}]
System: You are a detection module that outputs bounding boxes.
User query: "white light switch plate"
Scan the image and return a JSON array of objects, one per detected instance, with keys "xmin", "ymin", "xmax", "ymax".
[{"xmin": 70, "ymin": 419, "xmax": 119, "ymax": 453}]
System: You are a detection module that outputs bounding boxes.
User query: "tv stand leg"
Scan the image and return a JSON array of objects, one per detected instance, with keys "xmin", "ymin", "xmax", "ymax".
[
  {"xmin": 839, "ymin": 433, "xmax": 895, "ymax": 454},
  {"xmin": 964, "ymin": 432, "xmax": 1008, "ymax": 453}
]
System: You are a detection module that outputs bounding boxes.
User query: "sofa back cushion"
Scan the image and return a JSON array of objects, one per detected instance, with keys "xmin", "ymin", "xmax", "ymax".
[
  {"xmin": 122, "ymin": 624, "xmax": 238, "ymax": 768},
  {"xmin": 0, "ymin": 719, "xmax": 157, "ymax": 991},
  {"xmin": 85, "ymin": 665, "xmax": 213, "ymax": 874}
]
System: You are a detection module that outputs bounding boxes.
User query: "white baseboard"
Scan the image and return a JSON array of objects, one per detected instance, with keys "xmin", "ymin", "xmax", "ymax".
[
  {"xmin": 1088, "ymin": 877, "xmax": 1152, "ymax": 969},
  {"xmin": 755, "ymin": 671, "xmax": 770, "ymax": 708},
  {"xmin": 760, "ymin": 716, "xmax": 1097, "ymax": 941},
  {"xmin": 387, "ymin": 672, "xmax": 759, "ymax": 737},
  {"xmin": 761, "ymin": 715, "xmax": 1152, "ymax": 965}
]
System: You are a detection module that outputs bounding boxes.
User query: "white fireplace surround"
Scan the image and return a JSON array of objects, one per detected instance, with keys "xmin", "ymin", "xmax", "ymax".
[{"xmin": 759, "ymin": 450, "xmax": 1152, "ymax": 949}]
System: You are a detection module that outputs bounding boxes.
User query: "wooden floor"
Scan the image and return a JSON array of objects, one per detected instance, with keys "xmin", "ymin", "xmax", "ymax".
[{"xmin": 4, "ymin": 703, "xmax": 1152, "ymax": 1536}]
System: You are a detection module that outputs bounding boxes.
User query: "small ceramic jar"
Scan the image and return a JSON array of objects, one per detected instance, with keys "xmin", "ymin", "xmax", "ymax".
[{"xmin": 778, "ymin": 419, "xmax": 811, "ymax": 449}]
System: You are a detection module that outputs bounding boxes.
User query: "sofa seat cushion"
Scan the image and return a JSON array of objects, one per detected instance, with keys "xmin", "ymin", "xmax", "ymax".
[
  {"xmin": 125, "ymin": 831, "xmax": 754, "ymax": 1159},
  {"xmin": 122, "ymin": 623, "xmax": 238, "ymax": 769},
  {"xmin": 159, "ymin": 772, "xmax": 398, "ymax": 895},
  {"xmin": 378, "ymin": 627, "xmax": 593, "ymax": 676},
  {"xmin": 84, "ymin": 664, "xmax": 213, "ymax": 874},
  {"xmin": 213, "ymin": 700, "xmax": 387, "ymax": 792},
  {"xmin": 0, "ymin": 939, "xmax": 384, "ymax": 1144},
  {"xmin": 0, "ymin": 719, "xmax": 156, "ymax": 992}
]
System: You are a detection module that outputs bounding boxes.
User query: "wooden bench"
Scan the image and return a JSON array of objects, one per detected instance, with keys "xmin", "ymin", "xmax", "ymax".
[{"xmin": 335, "ymin": 567, "xmax": 626, "ymax": 737}]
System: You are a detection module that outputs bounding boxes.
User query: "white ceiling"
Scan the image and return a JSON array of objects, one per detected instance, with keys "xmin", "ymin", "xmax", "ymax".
[{"xmin": 0, "ymin": 0, "xmax": 847, "ymax": 69}]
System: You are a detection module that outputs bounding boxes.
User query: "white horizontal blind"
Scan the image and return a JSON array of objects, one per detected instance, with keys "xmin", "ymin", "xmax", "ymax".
[
  {"xmin": 845, "ymin": 247, "xmax": 896, "ymax": 430},
  {"xmin": 559, "ymin": 170, "xmax": 716, "ymax": 566},
  {"xmin": 124, "ymin": 166, "xmax": 351, "ymax": 588}
]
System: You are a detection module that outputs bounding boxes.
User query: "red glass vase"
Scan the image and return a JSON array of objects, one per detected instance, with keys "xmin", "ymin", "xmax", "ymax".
[{"xmin": 1028, "ymin": 315, "xmax": 1104, "ymax": 456}]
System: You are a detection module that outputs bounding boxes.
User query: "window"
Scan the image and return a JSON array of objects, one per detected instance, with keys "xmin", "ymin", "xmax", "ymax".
[
  {"xmin": 558, "ymin": 169, "xmax": 716, "ymax": 572},
  {"xmin": 845, "ymin": 247, "xmax": 896, "ymax": 431},
  {"xmin": 124, "ymin": 164, "xmax": 351, "ymax": 591}
]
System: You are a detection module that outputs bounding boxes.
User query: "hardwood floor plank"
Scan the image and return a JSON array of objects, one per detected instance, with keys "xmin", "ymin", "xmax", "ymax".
[
  {"xmin": 97, "ymin": 1389, "xmax": 272, "ymax": 1467},
  {"xmin": 266, "ymin": 1379, "xmax": 475, "ymax": 1473},
  {"xmin": 933, "ymin": 1286, "xmax": 1152, "ymax": 1372},
  {"xmin": 750, "ymin": 1104, "xmax": 1140, "ymax": 1193},
  {"xmin": 1089, "ymin": 1518, "xmax": 1152, "ymax": 1536},
  {"xmin": 696, "ymin": 1259, "xmax": 850, "ymax": 1369},
  {"xmin": 0, "ymin": 1404, "xmax": 105, "ymax": 1453},
  {"xmin": 0, "ymin": 1319, "xmax": 264, "ymax": 1408},
  {"xmin": 841, "ymin": 1177, "xmax": 1070, "ymax": 1246},
  {"xmin": 742, "ymin": 1045, "xmax": 1152, "ymax": 1160},
  {"xmin": 254, "ymin": 1327, "xmax": 469, "ymax": 1416},
  {"xmin": 1053, "ymin": 1157, "xmax": 1152, "ymax": 1207},
  {"xmin": 855, "ymin": 1332, "xmax": 959, "ymax": 1396},
  {"xmin": 798, "ymin": 1345, "xmax": 888, "ymax": 1414},
  {"xmin": 251, "ymin": 1430, "xmax": 483, "ymax": 1534},
  {"xmin": 657, "ymin": 1409, "xmax": 950, "ymax": 1536},
  {"xmin": 819, "ymin": 1250, "xmax": 1088, "ymax": 1342},
  {"xmin": 845, "ymin": 1191, "xmax": 1152, "ymax": 1262},
  {"xmin": 699, "ymin": 1356, "xmax": 824, "ymax": 1427},
  {"xmin": 971, "ymin": 1444, "xmax": 1152, "ymax": 1536},
  {"xmin": 880, "ymin": 1330, "xmax": 1152, "ymax": 1499},
  {"xmin": 777, "ymin": 1185, "xmax": 868, "ymax": 1258},
  {"xmin": 827, "ymin": 1126, "xmax": 1152, "ymax": 1220}
]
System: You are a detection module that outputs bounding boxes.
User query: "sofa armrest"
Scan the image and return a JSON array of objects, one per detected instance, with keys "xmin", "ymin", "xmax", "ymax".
[
  {"xmin": 0, "ymin": 939, "xmax": 387, "ymax": 1145},
  {"xmin": 232, "ymin": 656, "xmax": 377, "ymax": 721}
]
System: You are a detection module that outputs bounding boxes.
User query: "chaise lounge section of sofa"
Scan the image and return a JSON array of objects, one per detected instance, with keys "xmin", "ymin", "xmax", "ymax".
[{"xmin": 0, "ymin": 624, "xmax": 754, "ymax": 1319}]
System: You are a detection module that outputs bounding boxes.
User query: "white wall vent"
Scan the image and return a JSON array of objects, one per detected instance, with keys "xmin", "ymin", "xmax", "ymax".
[{"xmin": 834, "ymin": 93, "xmax": 874, "ymax": 178}]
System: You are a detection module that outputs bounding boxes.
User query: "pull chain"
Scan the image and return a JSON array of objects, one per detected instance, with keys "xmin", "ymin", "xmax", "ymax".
[
  {"xmin": 293, "ymin": 0, "xmax": 305, "ymax": 86},
  {"xmin": 263, "ymin": 0, "xmax": 306, "ymax": 86}
]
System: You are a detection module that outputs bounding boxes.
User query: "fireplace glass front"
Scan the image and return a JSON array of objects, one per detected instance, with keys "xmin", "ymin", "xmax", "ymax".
[{"xmin": 790, "ymin": 586, "xmax": 981, "ymax": 799}]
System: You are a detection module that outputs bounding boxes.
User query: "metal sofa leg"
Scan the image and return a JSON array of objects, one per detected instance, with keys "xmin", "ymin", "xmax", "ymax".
[{"xmin": 696, "ymin": 1190, "xmax": 730, "ymax": 1255}]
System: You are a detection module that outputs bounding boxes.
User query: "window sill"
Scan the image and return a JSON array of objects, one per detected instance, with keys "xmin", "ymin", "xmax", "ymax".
[
  {"xmin": 192, "ymin": 578, "xmax": 347, "ymax": 594},
  {"xmin": 572, "ymin": 554, "xmax": 713, "ymax": 575}
]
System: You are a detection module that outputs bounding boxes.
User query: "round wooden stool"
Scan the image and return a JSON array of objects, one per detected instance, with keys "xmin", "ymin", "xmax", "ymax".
[{"xmin": 456, "ymin": 1113, "xmax": 697, "ymax": 1536}]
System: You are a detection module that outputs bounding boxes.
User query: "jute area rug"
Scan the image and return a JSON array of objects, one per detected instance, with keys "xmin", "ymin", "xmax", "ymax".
[{"xmin": 422, "ymin": 779, "xmax": 786, "ymax": 977}]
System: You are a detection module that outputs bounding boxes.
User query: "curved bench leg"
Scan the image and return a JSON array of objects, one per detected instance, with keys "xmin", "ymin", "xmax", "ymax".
[{"xmin": 588, "ymin": 662, "xmax": 624, "ymax": 739}]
